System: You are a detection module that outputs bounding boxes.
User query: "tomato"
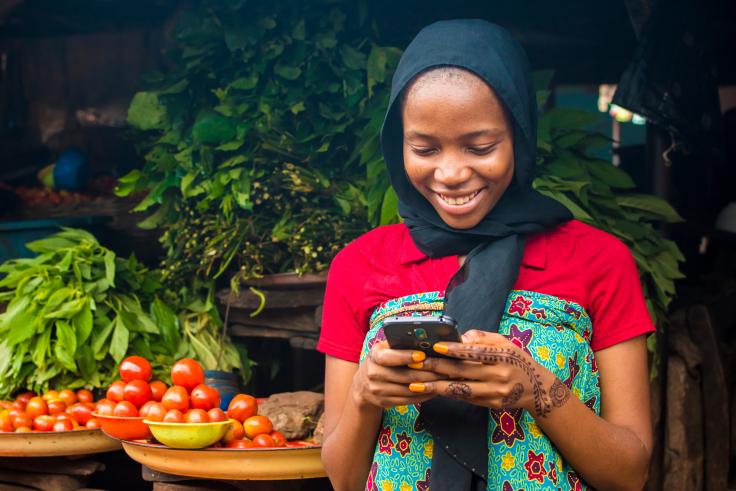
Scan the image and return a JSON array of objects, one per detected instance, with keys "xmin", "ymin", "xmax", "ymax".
[
  {"xmin": 163, "ymin": 409, "xmax": 185, "ymax": 423},
  {"xmin": 139, "ymin": 401, "xmax": 157, "ymax": 418},
  {"xmin": 207, "ymin": 408, "xmax": 227, "ymax": 422},
  {"xmin": 47, "ymin": 399, "xmax": 67, "ymax": 415},
  {"xmin": 221, "ymin": 420, "xmax": 245, "ymax": 443},
  {"xmin": 7, "ymin": 408, "xmax": 24, "ymax": 423},
  {"xmin": 225, "ymin": 439, "xmax": 254, "ymax": 449},
  {"xmin": 252, "ymin": 433, "xmax": 276, "ymax": 448},
  {"xmin": 15, "ymin": 426, "xmax": 32, "ymax": 433},
  {"xmin": 161, "ymin": 386, "xmax": 189, "ymax": 412},
  {"xmin": 58, "ymin": 389, "xmax": 77, "ymax": 406},
  {"xmin": 76, "ymin": 389, "xmax": 94, "ymax": 404},
  {"xmin": 144, "ymin": 403, "xmax": 167, "ymax": 422},
  {"xmin": 95, "ymin": 400, "xmax": 116, "ymax": 416},
  {"xmin": 25, "ymin": 397, "xmax": 48, "ymax": 419},
  {"xmin": 270, "ymin": 431, "xmax": 287, "ymax": 447},
  {"xmin": 0, "ymin": 413, "xmax": 13, "ymax": 432},
  {"xmin": 243, "ymin": 415, "xmax": 273, "ymax": 439},
  {"xmin": 42, "ymin": 390, "xmax": 59, "ymax": 401},
  {"xmin": 171, "ymin": 358, "xmax": 204, "ymax": 391},
  {"xmin": 33, "ymin": 415, "xmax": 56, "ymax": 431},
  {"xmin": 113, "ymin": 401, "xmax": 139, "ymax": 418},
  {"xmin": 55, "ymin": 413, "xmax": 79, "ymax": 429},
  {"xmin": 69, "ymin": 403, "xmax": 94, "ymax": 425},
  {"xmin": 124, "ymin": 380, "xmax": 153, "ymax": 408},
  {"xmin": 12, "ymin": 413, "xmax": 32, "ymax": 430},
  {"xmin": 15, "ymin": 392, "xmax": 36, "ymax": 405},
  {"xmin": 182, "ymin": 409, "xmax": 208, "ymax": 423},
  {"xmin": 226, "ymin": 394, "xmax": 257, "ymax": 423},
  {"xmin": 119, "ymin": 356, "xmax": 152, "ymax": 382},
  {"xmin": 53, "ymin": 419, "xmax": 74, "ymax": 432},
  {"xmin": 106, "ymin": 381, "xmax": 126, "ymax": 402},
  {"xmin": 86, "ymin": 418, "xmax": 101, "ymax": 429},
  {"xmin": 150, "ymin": 380, "xmax": 167, "ymax": 402},
  {"xmin": 190, "ymin": 384, "xmax": 221, "ymax": 411}
]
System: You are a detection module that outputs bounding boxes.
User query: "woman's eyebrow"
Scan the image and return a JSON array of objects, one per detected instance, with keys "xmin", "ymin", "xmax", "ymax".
[{"xmin": 405, "ymin": 129, "xmax": 505, "ymax": 140}]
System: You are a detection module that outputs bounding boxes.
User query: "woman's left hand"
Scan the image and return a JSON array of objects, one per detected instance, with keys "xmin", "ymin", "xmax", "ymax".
[{"xmin": 407, "ymin": 329, "xmax": 570, "ymax": 419}]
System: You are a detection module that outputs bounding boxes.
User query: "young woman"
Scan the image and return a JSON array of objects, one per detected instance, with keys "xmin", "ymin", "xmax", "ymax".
[{"xmin": 318, "ymin": 20, "xmax": 653, "ymax": 491}]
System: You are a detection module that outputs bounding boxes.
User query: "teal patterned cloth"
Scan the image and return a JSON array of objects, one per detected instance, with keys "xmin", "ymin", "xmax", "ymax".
[{"xmin": 359, "ymin": 290, "xmax": 599, "ymax": 491}]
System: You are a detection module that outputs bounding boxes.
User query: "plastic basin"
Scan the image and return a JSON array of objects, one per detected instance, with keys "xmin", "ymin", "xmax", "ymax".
[
  {"xmin": 144, "ymin": 419, "xmax": 231, "ymax": 449},
  {"xmin": 93, "ymin": 413, "xmax": 152, "ymax": 441}
]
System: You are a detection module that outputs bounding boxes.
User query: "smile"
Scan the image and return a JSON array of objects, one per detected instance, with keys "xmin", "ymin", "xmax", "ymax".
[{"xmin": 437, "ymin": 190, "xmax": 482, "ymax": 206}]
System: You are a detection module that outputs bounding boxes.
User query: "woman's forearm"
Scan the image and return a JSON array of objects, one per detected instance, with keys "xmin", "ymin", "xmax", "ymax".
[
  {"xmin": 535, "ymin": 371, "xmax": 650, "ymax": 491},
  {"xmin": 321, "ymin": 391, "xmax": 383, "ymax": 491}
]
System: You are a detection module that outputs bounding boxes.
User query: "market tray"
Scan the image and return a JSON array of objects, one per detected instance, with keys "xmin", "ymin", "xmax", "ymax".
[
  {"xmin": 0, "ymin": 429, "xmax": 122, "ymax": 457},
  {"xmin": 121, "ymin": 440, "xmax": 325, "ymax": 480}
]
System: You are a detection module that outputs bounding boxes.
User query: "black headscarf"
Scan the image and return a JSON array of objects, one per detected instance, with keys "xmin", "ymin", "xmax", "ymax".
[{"xmin": 380, "ymin": 19, "xmax": 571, "ymax": 489}]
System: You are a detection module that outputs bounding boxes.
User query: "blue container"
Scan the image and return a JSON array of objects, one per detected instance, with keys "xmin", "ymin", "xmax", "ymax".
[{"xmin": 204, "ymin": 370, "xmax": 240, "ymax": 411}]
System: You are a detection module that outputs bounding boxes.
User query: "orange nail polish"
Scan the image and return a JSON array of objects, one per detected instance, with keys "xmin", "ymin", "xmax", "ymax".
[
  {"xmin": 409, "ymin": 382, "xmax": 426, "ymax": 393},
  {"xmin": 411, "ymin": 351, "xmax": 426, "ymax": 362},
  {"xmin": 407, "ymin": 362, "xmax": 424, "ymax": 369},
  {"xmin": 433, "ymin": 343, "xmax": 449, "ymax": 354}
]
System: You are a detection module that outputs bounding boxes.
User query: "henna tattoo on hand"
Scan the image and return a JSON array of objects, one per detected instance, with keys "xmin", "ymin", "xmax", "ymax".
[
  {"xmin": 449, "ymin": 345, "xmax": 552, "ymax": 417},
  {"xmin": 501, "ymin": 383, "xmax": 524, "ymax": 407},
  {"xmin": 445, "ymin": 382, "xmax": 472, "ymax": 400},
  {"xmin": 549, "ymin": 378, "xmax": 571, "ymax": 408}
]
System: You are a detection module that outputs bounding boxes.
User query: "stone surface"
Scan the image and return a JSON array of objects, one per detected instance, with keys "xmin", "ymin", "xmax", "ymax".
[{"xmin": 258, "ymin": 391, "xmax": 324, "ymax": 440}]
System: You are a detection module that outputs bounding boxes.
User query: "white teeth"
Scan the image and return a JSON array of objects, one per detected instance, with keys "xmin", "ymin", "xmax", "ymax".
[{"xmin": 438, "ymin": 190, "xmax": 479, "ymax": 206}]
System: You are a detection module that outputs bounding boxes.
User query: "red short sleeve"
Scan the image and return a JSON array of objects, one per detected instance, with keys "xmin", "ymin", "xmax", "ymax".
[
  {"xmin": 316, "ymin": 242, "xmax": 370, "ymax": 363},
  {"xmin": 587, "ymin": 237, "xmax": 656, "ymax": 351}
]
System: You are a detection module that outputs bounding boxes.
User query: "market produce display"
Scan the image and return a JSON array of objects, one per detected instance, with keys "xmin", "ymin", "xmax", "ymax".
[{"xmin": 0, "ymin": 388, "xmax": 103, "ymax": 432}]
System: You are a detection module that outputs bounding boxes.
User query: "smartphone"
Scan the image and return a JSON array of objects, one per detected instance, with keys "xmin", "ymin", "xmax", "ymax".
[{"xmin": 382, "ymin": 315, "xmax": 462, "ymax": 358}]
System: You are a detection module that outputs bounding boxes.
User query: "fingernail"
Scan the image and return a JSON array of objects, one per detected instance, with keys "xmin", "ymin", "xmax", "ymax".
[
  {"xmin": 433, "ymin": 343, "xmax": 449, "ymax": 354},
  {"xmin": 407, "ymin": 362, "xmax": 424, "ymax": 369},
  {"xmin": 411, "ymin": 351, "xmax": 426, "ymax": 362},
  {"xmin": 409, "ymin": 382, "xmax": 426, "ymax": 393}
]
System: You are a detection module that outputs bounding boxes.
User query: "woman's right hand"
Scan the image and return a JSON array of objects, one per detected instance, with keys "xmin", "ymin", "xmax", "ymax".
[{"xmin": 351, "ymin": 341, "xmax": 446, "ymax": 409}]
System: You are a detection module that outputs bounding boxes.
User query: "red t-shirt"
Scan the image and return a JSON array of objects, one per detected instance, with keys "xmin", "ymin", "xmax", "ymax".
[{"xmin": 317, "ymin": 220, "xmax": 655, "ymax": 363}]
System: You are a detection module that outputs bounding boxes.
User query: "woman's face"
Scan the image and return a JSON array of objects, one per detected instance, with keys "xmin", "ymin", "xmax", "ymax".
[{"xmin": 402, "ymin": 70, "xmax": 514, "ymax": 229}]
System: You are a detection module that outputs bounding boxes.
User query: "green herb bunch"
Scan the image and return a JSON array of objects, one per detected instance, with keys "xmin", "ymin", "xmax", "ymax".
[
  {"xmin": 0, "ymin": 229, "xmax": 245, "ymax": 398},
  {"xmin": 119, "ymin": 0, "xmax": 400, "ymax": 286}
]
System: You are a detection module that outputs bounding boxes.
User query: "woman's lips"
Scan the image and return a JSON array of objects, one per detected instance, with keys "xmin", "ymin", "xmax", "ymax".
[{"xmin": 433, "ymin": 188, "xmax": 485, "ymax": 214}]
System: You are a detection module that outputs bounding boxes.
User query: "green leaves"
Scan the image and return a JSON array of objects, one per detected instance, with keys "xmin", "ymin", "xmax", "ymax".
[
  {"xmin": 127, "ymin": 92, "xmax": 167, "ymax": 130},
  {"xmin": 192, "ymin": 112, "xmax": 237, "ymax": 144}
]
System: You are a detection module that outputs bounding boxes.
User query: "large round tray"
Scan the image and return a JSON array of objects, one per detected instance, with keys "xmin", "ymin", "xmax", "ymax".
[
  {"xmin": 121, "ymin": 440, "xmax": 325, "ymax": 480},
  {"xmin": 0, "ymin": 429, "xmax": 122, "ymax": 457}
]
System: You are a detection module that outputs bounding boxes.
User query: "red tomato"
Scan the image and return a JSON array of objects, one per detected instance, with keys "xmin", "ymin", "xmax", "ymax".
[
  {"xmin": 163, "ymin": 409, "xmax": 185, "ymax": 423},
  {"xmin": 144, "ymin": 403, "xmax": 167, "ymax": 422},
  {"xmin": 171, "ymin": 358, "xmax": 204, "ymax": 391},
  {"xmin": 113, "ymin": 401, "xmax": 139, "ymax": 417},
  {"xmin": 15, "ymin": 392, "xmax": 36, "ymax": 405},
  {"xmin": 207, "ymin": 408, "xmax": 227, "ymax": 422},
  {"xmin": 95, "ymin": 400, "xmax": 116, "ymax": 416},
  {"xmin": 86, "ymin": 418, "xmax": 101, "ymax": 429},
  {"xmin": 106, "ymin": 381, "xmax": 126, "ymax": 402},
  {"xmin": 53, "ymin": 419, "xmax": 74, "ymax": 432},
  {"xmin": 42, "ymin": 390, "xmax": 59, "ymax": 401},
  {"xmin": 221, "ymin": 420, "xmax": 245, "ymax": 443},
  {"xmin": 190, "ymin": 384, "xmax": 221, "ymax": 411},
  {"xmin": 243, "ymin": 415, "xmax": 273, "ymax": 439},
  {"xmin": 15, "ymin": 426, "xmax": 32, "ymax": 433},
  {"xmin": 226, "ymin": 394, "xmax": 257, "ymax": 423},
  {"xmin": 58, "ymin": 389, "xmax": 77, "ymax": 406},
  {"xmin": 12, "ymin": 414, "xmax": 32, "ymax": 430},
  {"xmin": 119, "ymin": 356, "xmax": 152, "ymax": 382},
  {"xmin": 150, "ymin": 380, "xmax": 167, "ymax": 402},
  {"xmin": 7, "ymin": 408, "xmax": 24, "ymax": 423},
  {"xmin": 55, "ymin": 413, "xmax": 79, "ymax": 429},
  {"xmin": 139, "ymin": 400, "xmax": 157, "ymax": 418},
  {"xmin": 25, "ymin": 397, "xmax": 48, "ymax": 419},
  {"xmin": 161, "ymin": 386, "xmax": 189, "ymax": 412},
  {"xmin": 33, "ymin": 415, "xmax": 57, "ymax": 431},
  {"xmin": 184, "ymin": 409, "xmax": 210, "ymax": 423},
  {"xmin": 0, "ymin": 413, "xmax": 13, "ymax": 432},
  {"xmin": 252, "ymin": 433, "xmax": 276, "ymax": 448},
  {"xmin": 69, "ymin": 403, "xmax": 94, "ymax": 425},
  {"xmin": 47, "ymin": 399, "xmax": 67, "ymax": 416},
  {"xmin": 76, "ymin": 389, "xmax": 94, "ymax": 404},
  {"xmin": 124, "ymin": 380, "xmax": 153, "ymax": 408},
  {"xmin": 225, "ymin": 439, "xmax": 254, "ymax": 449},
  {"xmin": 270, "ymin": 431, "xmax": 287, "ymax": 447}
]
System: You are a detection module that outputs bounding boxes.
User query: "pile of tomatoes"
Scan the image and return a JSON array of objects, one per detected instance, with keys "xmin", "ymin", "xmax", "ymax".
[
  {"xmin": 0, "ymin": 388, "xmax": 100, "ymax": 432},
  {"xmin": 220, "ymin": 394, "xmax": 286, "ymax": 449}
]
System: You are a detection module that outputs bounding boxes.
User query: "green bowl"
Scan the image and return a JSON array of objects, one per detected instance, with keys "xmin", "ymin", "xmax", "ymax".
[{"xmin": 144, "ymin": 419, "xmax": 232, "ymax": 449}]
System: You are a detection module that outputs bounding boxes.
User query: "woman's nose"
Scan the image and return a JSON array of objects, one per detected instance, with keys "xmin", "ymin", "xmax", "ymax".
[{"xmin": 434, "ymin": 157, "xmax": 473, "ymax": 187}]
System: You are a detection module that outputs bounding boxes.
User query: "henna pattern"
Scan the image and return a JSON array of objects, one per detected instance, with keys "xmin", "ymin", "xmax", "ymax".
[
  {"xmin": 549, "ymin": 378, "xmax": 571, "ymax": 408},
  {"xmin": 449, "ymin": 346, "xmax": 552, "ymax": 417},
  {"xmin": 445, "ymin": 382, "xmax": 472, "ymax": 400},
  {"xmin": 501, "ymin": 383, "xmax": 524, "ymax": 407}
]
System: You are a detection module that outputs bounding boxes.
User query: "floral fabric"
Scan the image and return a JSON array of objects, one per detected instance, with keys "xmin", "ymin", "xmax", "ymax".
[{"xmin": 360, "ymin": 290, "xmax": 599, "ymax": 491}]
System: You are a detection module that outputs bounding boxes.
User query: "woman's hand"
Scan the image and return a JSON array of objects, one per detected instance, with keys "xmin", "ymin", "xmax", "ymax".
[
  {"xmin": 406, "ymin": 329, "xmax": 570, "ymax": 419},
  {"xmin": 352, "ymin": 341, "xmax": 447, "ymax": 410}
]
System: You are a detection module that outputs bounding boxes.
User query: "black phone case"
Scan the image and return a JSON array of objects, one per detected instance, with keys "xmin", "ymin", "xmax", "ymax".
[{"xmin": 382, "ymin": 316, "xmax": 461, "ymax": 358}]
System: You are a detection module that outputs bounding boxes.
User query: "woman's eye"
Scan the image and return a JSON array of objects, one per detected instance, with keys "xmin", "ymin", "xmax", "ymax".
[
  {"xmin": 412, "ymin": 147, "xmax": 436, "ymax": 156},
  {"xmin": 468, "ymin": 145, "xmax": 496, "ymax": 155}
]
